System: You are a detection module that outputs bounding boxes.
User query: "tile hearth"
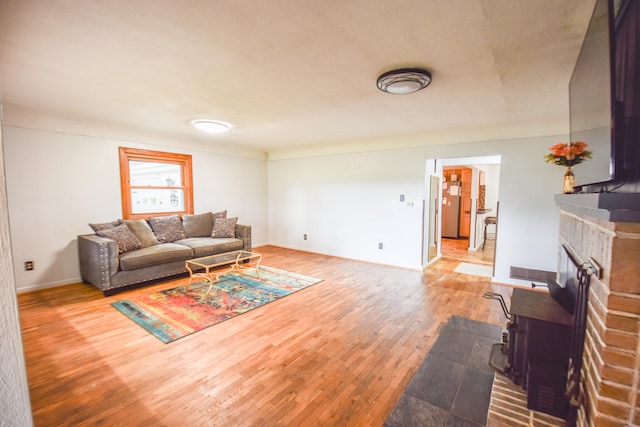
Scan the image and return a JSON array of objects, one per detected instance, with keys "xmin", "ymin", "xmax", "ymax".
[{"xmin": 385, "ymin": 316, "xmax": 502, "ymax": 426}]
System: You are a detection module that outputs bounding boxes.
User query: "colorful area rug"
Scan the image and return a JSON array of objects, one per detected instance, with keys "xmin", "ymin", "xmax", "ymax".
[{"xmin": 112, "ymin": 266, "xmax": 322, "ymax": 343}]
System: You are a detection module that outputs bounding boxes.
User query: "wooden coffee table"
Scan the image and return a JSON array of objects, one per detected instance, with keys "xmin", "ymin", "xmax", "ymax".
[{"xmin": 185, "ymin": 250, "xmax": 262, "ymax": 297}]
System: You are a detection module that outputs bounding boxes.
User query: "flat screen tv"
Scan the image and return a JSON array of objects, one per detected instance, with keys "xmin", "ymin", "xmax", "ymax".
[{"xmin": 569, "ymin": 0, "xmax": 640, "ymax": 189}]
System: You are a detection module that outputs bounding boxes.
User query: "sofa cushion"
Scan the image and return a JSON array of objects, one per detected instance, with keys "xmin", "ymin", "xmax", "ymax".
[
  {"xmin": 119, "ymin": 243, "xmax": 194, "ymax": 271},
  {"xmin": 96, "ymin": 224, "xmax": 141, "ymax": 253},
  {"xmin": 119, "ymin": 219, "xmax": 159, "ymax": 248},
  {"xmin": 212, "ymin": 217, "xmax": 237, "ymax": 238},
  {"xmin": 89, "ymin": 220, "xmax": 119, "ymax": 232},
  {"xmin": 148, "ymin": 215, "xmax": 188, "ymax": 243},
  {"xmin": 182, "ymin": 212, "xmax": 214, "ymax": 238},
  {"xmin": 175, "ymin": 237, "xmax": 243, "ymax": 258}
]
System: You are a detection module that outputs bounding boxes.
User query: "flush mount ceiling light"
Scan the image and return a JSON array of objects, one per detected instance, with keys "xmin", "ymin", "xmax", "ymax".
[
  {"xmin": 191, "ymin": 119, "xmax": 232, "ymax": 134},
  {"xmin": 376, "ymin": 68, "xmax": 432, "ymax": 94}
]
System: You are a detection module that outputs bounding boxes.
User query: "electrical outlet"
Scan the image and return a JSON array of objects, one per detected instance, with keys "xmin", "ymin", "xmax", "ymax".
[
  {"xmin": 25, "ymin": 261, "xmax": 34, "ymax": 271},
  {"xmin": 304, "ymin": 234, "xmax": 307, "ymax": 240},
  {"xmin": 400, "ymin": 194, "xmax": 405, "ymax": 202},
  {"xmin": 379, "ymin": 242, "xmax": 383, "ymax": 250}
]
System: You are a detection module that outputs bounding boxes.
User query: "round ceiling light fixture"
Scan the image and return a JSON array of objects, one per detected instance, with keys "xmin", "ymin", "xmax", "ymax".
[
  {"xmin": 376, "ymin": 68, "xmax": 432, "ymax": 94},
  {"xmin": 191, "ymin": 119, "xmax": 232, "ymax": 134}
]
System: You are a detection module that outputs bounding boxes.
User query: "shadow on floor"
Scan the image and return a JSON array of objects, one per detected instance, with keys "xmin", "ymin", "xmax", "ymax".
[{"xmin": 385, "ymin": 316, "xmax": 503, "ymax": 426}]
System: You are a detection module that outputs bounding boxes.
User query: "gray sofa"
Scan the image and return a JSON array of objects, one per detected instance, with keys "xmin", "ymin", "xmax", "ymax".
[{"xmin": 78, "ymin": 212, "xmax": 251, "ymax": 296}]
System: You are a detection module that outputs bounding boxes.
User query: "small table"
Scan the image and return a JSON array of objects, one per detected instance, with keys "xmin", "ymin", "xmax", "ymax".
[{"xmin": 185, "ymin": 250, "xmax": 262, "ymax": 298}]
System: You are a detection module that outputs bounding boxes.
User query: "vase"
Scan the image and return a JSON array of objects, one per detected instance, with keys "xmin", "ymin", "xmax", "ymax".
[{"xmin": 563, "ymin": 166, "xmax": 575, "ymax": 194}]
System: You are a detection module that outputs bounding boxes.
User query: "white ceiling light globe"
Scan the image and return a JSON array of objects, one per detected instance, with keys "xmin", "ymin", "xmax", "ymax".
[{"xmin": 191, "ymin": 119, "xmax": 232, "ymax": 134}]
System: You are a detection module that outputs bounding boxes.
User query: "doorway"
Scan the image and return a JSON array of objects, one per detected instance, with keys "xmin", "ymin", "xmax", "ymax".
[{"xmin": 424, "ymin": 156, "xmax": 501, "ymax": 270}]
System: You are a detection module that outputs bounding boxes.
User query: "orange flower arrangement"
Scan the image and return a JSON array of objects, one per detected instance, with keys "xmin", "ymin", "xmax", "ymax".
[{"xmin": 544, "ymin": 141, "xmax": 592, "ymax": 166}]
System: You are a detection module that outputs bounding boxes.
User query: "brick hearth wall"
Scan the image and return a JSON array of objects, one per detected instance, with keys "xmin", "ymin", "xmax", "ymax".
[{"xmin": 558, "ymin": 210, "xmax": 640, "ymax": 427}]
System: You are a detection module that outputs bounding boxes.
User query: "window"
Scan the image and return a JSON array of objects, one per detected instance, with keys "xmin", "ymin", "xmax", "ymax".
[{"xmin": 119, "ymin": 147, "xmax": 193, "ymax": 219}]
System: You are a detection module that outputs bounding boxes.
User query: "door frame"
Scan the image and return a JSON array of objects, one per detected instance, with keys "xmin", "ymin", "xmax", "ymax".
[{"xmin": 423, "ymin": 155, "xmax": 501, "ymax": 268}]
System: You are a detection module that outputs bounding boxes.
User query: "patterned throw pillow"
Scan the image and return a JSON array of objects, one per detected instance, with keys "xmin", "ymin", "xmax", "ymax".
[
  {"xmin": 89, "ymin": 220, "xmax": 119, "ymax": 232},
  {"xmin": 211, "ymin": 217, "xmax": 237, "ymax": 238},
  {"xmin": 96, "ymin": 224, "xmax": 142, "ymax": 253},
  {"xmin": 148, "ymin": 215, "xmax": 188, "ymax": 243},
  {"xmin": 118, "ymin": 219, "xmax": 159, "ymax": 248},
  {"xmin": 212, "ymin": 210, "xmax": 227, "ymax": 220}
]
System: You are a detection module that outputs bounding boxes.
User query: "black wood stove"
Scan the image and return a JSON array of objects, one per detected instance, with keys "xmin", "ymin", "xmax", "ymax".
[
  {"xmin": 485, "ymin": 245, "xmax": 598, "ymax": 424},
  {"xmin": 489, "ymin": 288, "xmax": 572, "ymax": 418}
]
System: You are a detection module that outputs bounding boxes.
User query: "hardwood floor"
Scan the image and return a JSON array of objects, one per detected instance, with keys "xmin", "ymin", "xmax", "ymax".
[
  {"xmin": 441, "ymin": 237, "xmax": 495, "ymax": 265},
  {"xmin": 18, "ymin": 246, "xmax": 512, "ymax": 426}
]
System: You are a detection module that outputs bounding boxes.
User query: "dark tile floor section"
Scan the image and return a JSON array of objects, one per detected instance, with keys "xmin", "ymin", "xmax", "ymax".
[{"xmin": 385, "ymin": 316, "xmax": 503, "ymax": 427}]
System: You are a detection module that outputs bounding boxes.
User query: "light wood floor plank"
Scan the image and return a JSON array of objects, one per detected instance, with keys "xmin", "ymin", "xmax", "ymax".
[{"xmin": 18, "ymin": 245, "xmax": 513, "ymax": 426}]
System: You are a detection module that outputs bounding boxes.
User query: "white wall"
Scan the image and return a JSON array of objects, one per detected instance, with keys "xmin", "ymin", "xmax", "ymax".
[
  {"xmin": 269, "ymin": 135, "xmax": 566, "ymax": 286},
  {"xmin": 469, "ymin": 163, "xmax": 500, "ymax": 250},
  {"xmin": 427, "ymin": 137, "xmax": 563, "ymax": 285},
  {"xmin": 491, "ymin": 138, "xmax": 563, "ymax": 285},
  {"xmin": 485, "ymin": 164, "xmax": 501, "ymax": 213},
  {"xmin": 3, "ymin": 126, "xmax": 268, "ymax": 292},
  {"xmin": 4, "ymin": 124, "xmax": 567, "ymax": 291},
  {"xmin": 474, "ymin": 163, "xmax": 501, "ymax": 213},
  {"xmin": 268, "ymin": 148, "xmax": 426, "ymax": 269}
]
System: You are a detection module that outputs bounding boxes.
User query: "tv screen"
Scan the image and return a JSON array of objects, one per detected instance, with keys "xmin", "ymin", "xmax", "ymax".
[
  {"xmin": 570, "ymin": 0, "xmax": 640, "ymax": 188},
  {"xmin": 569, "ymin": 0, "xmax": 615, "ymax": 187}
]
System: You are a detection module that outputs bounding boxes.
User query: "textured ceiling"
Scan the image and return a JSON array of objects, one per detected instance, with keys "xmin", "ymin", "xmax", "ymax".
[{"xmin": 0, "ymin": 0, "xmax": 595, "ymax": 156}]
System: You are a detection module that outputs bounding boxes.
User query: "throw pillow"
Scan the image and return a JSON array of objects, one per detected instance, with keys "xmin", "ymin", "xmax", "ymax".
[
  {"xmin": 118, "ymin": 219, "xmax": 159, "ymax": 248},
  {"xmin": 213, "ymin": 210, "xmax": 227, "ymax": 220},
  {"xmin": 148, "ymin": 215, "xmax": 188, "ymax": 243},
  {"xmin": 211, "ymin": 217, "xmax": 237, "ymax": 238},
  {"xmin": 96, "ymin": 224, "xmax": 142, "ymax": 253},
  {"xmin": 89, "ymin": 220, "xmax": 119, "ymax": 232},
  {"xmin": 182, "ymin": 212, "xmax": 214, "ymax": 237}
]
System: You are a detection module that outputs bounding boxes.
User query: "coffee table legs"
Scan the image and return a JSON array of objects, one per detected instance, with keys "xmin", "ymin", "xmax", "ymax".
[
  {"xmin": 204, "ymin": 273, "xmax": 222, "ymax": 298},
  {"xmin": 204, "ymin": 257, "xmax": 259, "ymax": 298},
  {"xmin": 204, "ymin": 273, "xmax": 248, "ymax": 309},
  {"xmin": 226, "ymin": 257, "xmax": 262, "ymax": 279}
]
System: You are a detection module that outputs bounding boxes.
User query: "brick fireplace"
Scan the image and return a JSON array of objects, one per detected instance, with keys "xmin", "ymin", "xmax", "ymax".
[{"xmin": 556, "ymin": 194, "xmax": 640, "ymax": 427}]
